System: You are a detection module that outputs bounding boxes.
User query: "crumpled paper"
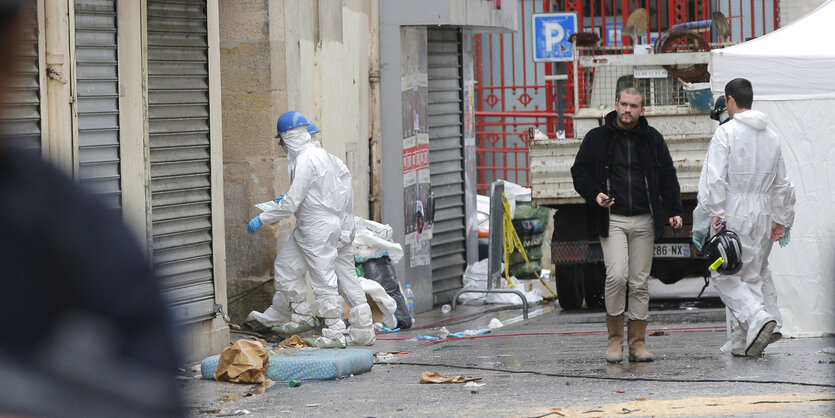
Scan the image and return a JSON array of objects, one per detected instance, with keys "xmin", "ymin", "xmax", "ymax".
[
  {"xmin": 419, "ymin": 371, "xmax": 483, "ymax": 384},
  {"xmin": 214, "ymin": 339, "xmax": 269, "ymax": 383},
  {"xmin": 278, "ymin": 335, "xmax": 308, "ymax": 348}
]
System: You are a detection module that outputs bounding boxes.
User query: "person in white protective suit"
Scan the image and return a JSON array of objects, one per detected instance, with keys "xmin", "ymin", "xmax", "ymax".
[
  {"xmin": 245, "ymin": 120, "xmax": 375, "ymax": 346},
  {"xmin": 245, "ymin": 111, "xmax": 348, "ymax": 348},
  {"xmin": 692, "ymin": 78, "xmax": 795, "ymax": 357}
]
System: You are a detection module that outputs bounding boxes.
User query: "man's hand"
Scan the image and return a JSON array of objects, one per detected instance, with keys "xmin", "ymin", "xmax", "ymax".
[
  {"xmin": 596, "ymin": 192, "xmax": 615, "ymax": 208},
  {"xmin": 771, "ymin": 222, "xmax": 786, "ymax": 243},
  {"xmin": 669, "ymin": 216, "xmax": 683, "ymax": 229},
  {"xmin": 712, "ymin": 216, "xmax": 726, "ymax": 231}
]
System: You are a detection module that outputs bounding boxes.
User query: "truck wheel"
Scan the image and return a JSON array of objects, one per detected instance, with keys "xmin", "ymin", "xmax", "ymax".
[
  {"xmin": 555, "ymin": 265, "xmax": 584, "ymax": 310},
  {"xmin": 584, "ymin": 263, "xmax": 606, "ymax": 309}
]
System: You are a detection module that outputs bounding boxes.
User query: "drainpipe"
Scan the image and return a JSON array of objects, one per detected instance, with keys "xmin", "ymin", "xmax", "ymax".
[
  {"xmin": 368, "ymin": 0, "xmax": 382, "ymax": 222},
  {"xmin": 44, "ymin": 0, "xmax": 74, "ymax": 175}
]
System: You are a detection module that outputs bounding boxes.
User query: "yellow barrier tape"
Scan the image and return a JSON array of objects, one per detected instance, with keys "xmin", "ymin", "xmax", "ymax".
[
  {"xmin": 501, "ymin": 192, "xmax": 558, "ymax": 298},
  {"xmin": 709, "ymin": 256, "xmax": 724, "ymax": 272}
]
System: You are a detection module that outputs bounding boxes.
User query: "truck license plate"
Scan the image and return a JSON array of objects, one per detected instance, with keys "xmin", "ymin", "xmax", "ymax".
[{"xmin": 653, "ymin": 243, "xmax": 690, "ymax": 258}]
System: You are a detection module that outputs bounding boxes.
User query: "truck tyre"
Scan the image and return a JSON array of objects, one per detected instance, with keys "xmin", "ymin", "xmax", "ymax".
[
  {"xmin": 583, "ymin": 263, "xmax": 606, "ymax": 309},
  {"xmin": 556, "ymin": 265, "xmax": 584, "ymax": 310}
]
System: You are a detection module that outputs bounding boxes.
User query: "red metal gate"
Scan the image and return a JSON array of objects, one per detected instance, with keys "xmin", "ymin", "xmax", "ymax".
[{"xmin": 474, "ymin": 0, "xmax": 780, "ymax": 194}]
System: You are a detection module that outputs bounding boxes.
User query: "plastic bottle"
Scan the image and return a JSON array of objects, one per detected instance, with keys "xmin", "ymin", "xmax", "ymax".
[
  {"xmin": 441, "ymin": 304, "xmax": 452, "ymax": 314},
  {"xmin": 404, "ymin": 284, "xmax": 416, "ymax": 325}
]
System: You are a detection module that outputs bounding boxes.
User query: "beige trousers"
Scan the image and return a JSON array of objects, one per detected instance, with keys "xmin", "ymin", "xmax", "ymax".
[{"xmin": 600, "ymin": 213, "xmax": 654, "ymax": 320}]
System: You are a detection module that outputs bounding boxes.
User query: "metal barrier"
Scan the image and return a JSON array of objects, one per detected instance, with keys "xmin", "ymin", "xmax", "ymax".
[{"xmin": 451, "ymin": 180, "xmax": 529, "ymax": 319}]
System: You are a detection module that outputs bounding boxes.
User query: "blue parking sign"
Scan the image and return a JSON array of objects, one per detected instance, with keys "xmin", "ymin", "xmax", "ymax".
[{"xmin": 532, "ymin": 12, "xmax": 578, "ymax": 62}]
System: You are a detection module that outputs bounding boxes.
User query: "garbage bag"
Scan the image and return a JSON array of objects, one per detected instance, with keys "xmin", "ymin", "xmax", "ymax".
[
  {"xmin": 354, "ymin": 216, "xmax": 394, "ymax": 242},
  {"xmin": 458, "ymin": 259, "xmax": 543, "ymax": 305},
  {"xmin": 358, "ymin": 277, "xmax": 399, "ymax": 329},
  {"xmin": 513, "ymin": 203, "xmax": 548, "ymax": 221},
  {"xmin": 508, "ymin": 246, "xmax": 543, "ymax": 265},
  {"xmin": 512, "ymin": 218, "xmax": 548, "ymax": 235},
  {"xmin": 360, "ymin": 256, "xmax": 412, "ymax": 329},
  {"xmin": 353, "ymin": 231, "xmax": 404, "ymax": 264},
  {"xmin": 519, "ymin": 232, "xmax": 545, "ymax": 248},
  {"xmin": 509, "ymin": 261, "xmax": 543, "ymax": 281}
]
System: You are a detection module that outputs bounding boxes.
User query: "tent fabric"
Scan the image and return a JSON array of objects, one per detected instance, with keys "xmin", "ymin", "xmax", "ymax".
[
  {"xmin": 709, "ymin": 1, "xmax": 835, "ymax": 337},
  {"xmin": 756, "ymin": 100, "xmax": 835, "ymax": 337},
  {"xmin": 709, "ymin": 0, "xmax": 835, "ymax": 101}
]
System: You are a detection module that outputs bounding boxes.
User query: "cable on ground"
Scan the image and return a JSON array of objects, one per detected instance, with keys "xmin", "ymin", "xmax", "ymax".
[{"xmin": 378, "ymin": 360, "xmax": 835, "ymax": 389}]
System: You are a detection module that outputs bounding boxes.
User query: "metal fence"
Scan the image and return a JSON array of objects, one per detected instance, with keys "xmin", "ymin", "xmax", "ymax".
[{"xmin": 474, "ymin": 0, "xmax": 780, "ymax": 195}]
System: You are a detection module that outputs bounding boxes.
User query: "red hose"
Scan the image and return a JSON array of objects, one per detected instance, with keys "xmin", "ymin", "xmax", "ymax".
[{"xmin": 376, "ymin": 325, "xmax": 725, "ymax": 342}]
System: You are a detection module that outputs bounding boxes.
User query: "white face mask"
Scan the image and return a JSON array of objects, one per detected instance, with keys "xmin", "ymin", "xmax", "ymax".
[{"xmin": 278, "ymin": 127, "xmax": 311, "ymax": 160}]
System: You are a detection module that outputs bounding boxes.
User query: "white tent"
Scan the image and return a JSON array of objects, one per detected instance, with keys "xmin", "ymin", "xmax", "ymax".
[{"xmin": 709, "ymin": 0, "xmax": 835, "ymax": 337}]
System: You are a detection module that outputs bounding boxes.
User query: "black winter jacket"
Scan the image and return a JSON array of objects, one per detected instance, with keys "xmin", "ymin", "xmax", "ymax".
[{"xmin": 570, "ymin": 111, "xmax": 683, "ymax": 240}]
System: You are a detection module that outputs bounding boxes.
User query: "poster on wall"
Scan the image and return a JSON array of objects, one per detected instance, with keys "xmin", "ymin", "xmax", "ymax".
[
  {"xmin": 463, "ymin": 79, "xmax": 475, "ymax": 147},
  {"xmin": 401, "ymin": 28, "xmax": 432, "ymax": 268}
]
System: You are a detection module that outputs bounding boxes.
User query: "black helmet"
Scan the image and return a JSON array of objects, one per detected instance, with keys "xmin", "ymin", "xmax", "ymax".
[
  {"xmin": 704, "ymin": 229, "xmax": 743, "ymax": 275},
  {"xmin": 710, "ymin": 96, "xmax": 730, "ymax": 125}
]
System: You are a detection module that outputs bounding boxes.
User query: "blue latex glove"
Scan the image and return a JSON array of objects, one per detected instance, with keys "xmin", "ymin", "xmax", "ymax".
[
  {"xmin": 692, "ymin": 231, "xmax": 706, "ymax": 252},
  {"xmin": 416, "ymin": 335, "xmax": 439, "ymax": 340},
  {"xmin": 779, "ymin": 227, "xmax": 791, "ymax": 247},
  {"xmin": 274, "ymin": 194, "xmax": 285, "ymax": 203},
  {"xmin": 247, "ymin": 216, "xmax": 262, "ymax": 234}
]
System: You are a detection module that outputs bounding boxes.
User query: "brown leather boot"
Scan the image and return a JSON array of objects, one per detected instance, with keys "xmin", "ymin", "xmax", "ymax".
[
  {"xmin": 605, "ymin": 315, "xmax": 624, "ymax": 363},
  {"xmin": 627, "ymin": 320, "xmax": 654, "ymax": 362}
]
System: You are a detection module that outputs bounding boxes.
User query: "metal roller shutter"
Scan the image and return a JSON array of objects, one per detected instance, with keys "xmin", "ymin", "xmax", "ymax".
[
  {"xmin": 0, "ymin": 3, "xmax": 41, "ymax": 152},
  {"xmin": 427, "ymin": 28, "xmax": 467, "ymax": 304},
  {"xmin": 74, "ymin": 0, "xmax": 121, "ymax": 209},
  {"xmin": 147, "ymin": 0, "xmax": 215, "ymax": 324}
]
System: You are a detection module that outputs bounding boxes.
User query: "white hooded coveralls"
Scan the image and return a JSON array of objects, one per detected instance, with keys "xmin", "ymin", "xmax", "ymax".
[
  {"xmin": 693, "ymin": 109, "xmax": 795, "ymax": 354},
  {"xmin": 256, "ymin": 127, "xmax": 347, "ymax": 344},
  {"xmin": 246, "ymin": 128, "xmax": 375, "ymax": 345}
]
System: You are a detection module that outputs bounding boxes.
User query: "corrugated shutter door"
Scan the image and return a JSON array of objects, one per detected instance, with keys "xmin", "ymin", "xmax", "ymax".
[
  {"xmin": 427, "ymin": 28, "xmax": 467, "ymax": 304},
  {"xmin": 0, "ymin": 3, "xmax": 41, "ymax": 152},
  {"xmin": 74, "ymin": 0, "xmax": 121, "ymax": 209},
  {"xmin": 147, "ymin": 0, "xmax": 215, "ymax": 324}
]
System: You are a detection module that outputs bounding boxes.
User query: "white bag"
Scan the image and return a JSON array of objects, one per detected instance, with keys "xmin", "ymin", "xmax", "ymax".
[{"xmin": 358, "ymin": 277, "xmax": 398, "ymax": 329}]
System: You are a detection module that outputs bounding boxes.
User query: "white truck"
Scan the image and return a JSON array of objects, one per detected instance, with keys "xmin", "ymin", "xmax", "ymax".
[{"xmin": 529, "ymin": 51, "xmax": 718, "ymax": 310}]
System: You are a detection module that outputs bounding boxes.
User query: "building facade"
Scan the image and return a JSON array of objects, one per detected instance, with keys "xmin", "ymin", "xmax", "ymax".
[{"xmin": 1, "ymin": 0, "xmax": 228, "ymax": 361}]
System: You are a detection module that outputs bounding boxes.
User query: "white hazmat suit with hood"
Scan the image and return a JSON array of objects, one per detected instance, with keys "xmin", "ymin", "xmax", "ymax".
[
  {"xmin": 330, "ymin": 155, "xmax": 376, "ymax": 346},
  {"xmin": 256, "ymin": 125, "xmax": 348, "ymax": 347},
  {"xmin": 693, "ymin": 109, "xmax": 795, "ymax": 356},
  {"xmin": 245, "ymin": 127, "xmax": 375, "ymax": 346}
]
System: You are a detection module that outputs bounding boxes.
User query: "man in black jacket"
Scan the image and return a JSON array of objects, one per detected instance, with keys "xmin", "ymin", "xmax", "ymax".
[{"xmin": 571, "ymin": 87, "xmax": 683, "ymax": 363}]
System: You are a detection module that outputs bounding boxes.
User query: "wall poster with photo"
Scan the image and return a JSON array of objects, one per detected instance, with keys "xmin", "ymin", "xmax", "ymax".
[{"xmin": 401, "ymin": 27, "xmax": 432, "ymax": 268}]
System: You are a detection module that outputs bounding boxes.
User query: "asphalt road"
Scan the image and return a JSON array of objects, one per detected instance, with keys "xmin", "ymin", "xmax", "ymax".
[{"xmin": 182, "ymin": 300, "xmax": 835, "ymax": 417}]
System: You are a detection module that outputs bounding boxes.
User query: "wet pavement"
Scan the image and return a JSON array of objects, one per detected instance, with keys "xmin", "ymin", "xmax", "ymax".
[{"xmin": 182, "ymin": 299, "xmax": 835, "ymax": 417}]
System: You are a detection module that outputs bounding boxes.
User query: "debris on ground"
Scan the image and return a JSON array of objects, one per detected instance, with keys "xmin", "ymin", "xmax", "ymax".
[
  {"xmin": 214, "ymin": 340, "xmax": 270, "ymax": 383},
  {"xmin": 374, "ymin": 351, "xmax": 408, "ymax": 362},
  {"xmin": 419, "ymin": 371, "xmax": 483, "ymax": 384},
  {"xmin": 649, "ymin": 330, "xmax": 667, "ymax": 336},
  {"xmin": 416, "ymin": 335, "xmax": 440, "ymax": 340},
  {"xmin": 488, "ymin": 318, "xmax": 504, "ymax": 329},
  {"xmin": 448, "ymin": 328, "xmax": 491, "ymax": 338},
  {"xmin": 818, "ymin": 346, "xmax": 835, "ymax": 355},
  {"xmin": 215, "ymin": 410, "xmax": 250, "ymax": 416},
  {"xmin": 246, "ymin": 379, "xmax": 276, "ymax": 395},
  {"xmin": 277, "ymin": 335, "xmax": 308, "ymax": 348}
]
